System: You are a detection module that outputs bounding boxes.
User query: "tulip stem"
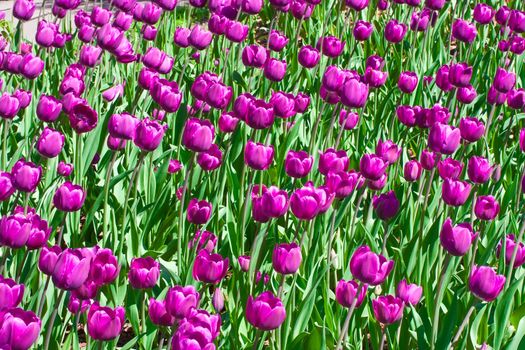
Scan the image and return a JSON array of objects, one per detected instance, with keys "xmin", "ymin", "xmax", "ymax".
[
  {"xmin": 43, "ymin": 289, "xmax": 66, "ymax": 350},
  {"xmin": 142, "ymin": 290, "xmax": 147, "ymax": 336},
  {"xmin": 177, "ymin": 152, "xmax": 195, "ymax": 273},
  {"xmin": 335, "ymin": 282, "xmax": 362, "ymax": 350},
  {"xmin": 0, "ymin": 248, "xmax": 8, "ymax": 275},
  {"xmin": 2, "ymin": 119, "xmax": 10, "ymax": 170},
  {"xmin": 103, "ymin": 150, "xmax": 119, "ymax": 244},
  {"xmin": 431, "ymin": 254, "xmax": 452, "ymax": 349},
  {"xmin": 450, "ymin": 304, "xmax": 476, "ymax": 349},
  {"xmin": 381, "ymin": 221, "xmax": 391, "ymax": 257},
  {"xmin": 55, "ymin": 213, "xmax": 68, "ymax": 248},
  {"xmin": 396, "ymin": 316, "xmax": 403, "ymax": 346},
  {"xmin": 37, "ymin": 275, "xmax": 52, "ymax": 317},
  {"xmin": 379, "ymin": 327, "xmax": 387, "ymax": 350},
  {"xmin": 417, "ymin": 164, "xmax": 437, "ymax": 246},
  {"xmin": 505, "ymin": 218, "xmax": 525, "ymax": 289},
  {"xmin": 277, "ymin": 274, "xmax": 285, "ymax": 298},
  {"xmin": 15, "ymin": 249, "xmax": 29, "ymax": 279},
  {"xmin": 252, "ymin": 330, "xmax": 262, "ymax": 350},
  {"xmin": 326, "ymin": 203, "xmax": 339, "ymax": 292},
  {"xmin": 349, "ymin": 186, "xmax": 367, "ymax": 241},
  {"xmin": 157, "ymin": 334, "xmax": 165, "ymax": 350},
  {"xmin": 308, "ymin": 103, "xmax": 326, "ymax": 156},
  {"xmin": 469, "ymin": 221, "xmax": 485, "ymax": 275}
]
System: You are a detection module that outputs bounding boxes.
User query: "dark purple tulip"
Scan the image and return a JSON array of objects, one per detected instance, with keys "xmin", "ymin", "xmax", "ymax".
[
  {"xmin": 437, "ymin": 158, "xmax": 463, "ymax": 180},
  {"xmin": 372, "ymin": 295, "xmax": 404, "ymax": 324},
  {"xmin": 353, "ymin": 20, "xmax": 373, "ymax": 41},
  {"xmin": 442, "ymin": 178, "xmax": 471, "ymax": 207},
  {"xmin": 151, "ymin": 78, "xmax": 183, "ymax": 112},
  {"xmin": 452, "ymin": 19, "xmax": 477, "ymax": 43},
  {"xmin": 375, "ymin": 140, "xmax": 401, "ymax": 164},
  {"xmin": 474, "ymin": 195, "xmax": 500, "ymax": 221},
  {"xmin": 272, "ymin": 243, "xmax": 302, "ymax": 275},
  {"xmin": 372, "ymin": 191, "xmax": 399, "ymax": 221},
  {"xmin": 449, "ymin": 62, "xmax": 472, "ymax": 88},
  {"xmin": 0, "ymin": 308, "xmax": 41, "ymax": 349},
  {"xmin": 346, "ymin": 0, "xmax": 368, "ymax": 11},
  {"xmin": 507, "ymin": 89, "xmax": 525, "ymax": 110},
  {"xmin": 428, "ymin": 122, "xmax": 461, "ymax": 155},
  {"xmin": 298, "ymin": 45, "xmax": 320, "ymax": 68},
  {"xmin": 336, "ymin": 280, "xmax": 367, "ymax": 308},
  {"xmin": 396, "ymin": 105, "xmax": 417, "ymax": 127},
  {"xmin": 269, "ymin": 30, "xmax": 289, "ymax": 52},
  {"xmin": 459, "ymin": 117, "xmax": 485, "ymax": 142},
  {"xmin": 107, "ymin": 136, "xmax": 127, "ymax": 150},
  {"xmin": 52, "ymin": 248, "xmax": 92, "ymax": 290},
  {"xmin": 322, "ymin": 65, "xmax": 346, "ymax": 91},
  {"xmin": 244, "ymin": 140, "xmax": 274, "ymax": 170},
  {"xmin": 384, "ymin": 19, "xmax": 407, "ymax": 43},
  {"xmin": 189, "ymin": 25, "xmax": 213, "ymax": 50},
  {"xmin": 340, "ymin": 78, "xmax": 368, "ymax": 108},
  {"xmin": 493, "ymin": 67, "xmax": 516, "ymax": 94},
  {"xmin": 246, "ymin": 291, "xmax": 286, "ymax": 330},
  {"xmin": 96, "ymin": 24, "xmax": 124, "ymax": 51},
  {"xmin": 350, "ymin": 245, "xmax": 394, "ymax": 285},
  {"xmin": 0, "ymin": 211, "xmax": 32, "ymax": 248},
  {"xmin": 182, "ymin": 118, "xmax": 215, "ymax": 152},
  {"xmin": 318, "ymin": 35, "xmax": 344, "ymax": 57},
  {"xmin": 263, "ymin": 58, "xmax": 287, "ymax": 82},
  {"xmin": 270, "ymin": 91, "xmax": 295, "ymax": 119},
  {"xmin": 290, "ymin": 184, "xmax": 322, "ymax": 220},
  {"xmin": 497, "ymin": 235, "xmax": 525, "ymax": 268},
  {"xmin": 368, "ymin": 173, "xmax": 388, "ymax": 191},
  {"xmin": 218, "ymin": 112, "xmax": 240, "ymax": 133},
  {"xmin": 36, "ymin": 127, "xmax": 64, "ymax": 158},
  {"xmin": 440, "ymin": 218, "xmax": 476, "ymax": 256},
  {"xmin": 487, "ymin": 86, "xmax": 507, "ymax": 106},
  {"xmin": 469, "ymin": 266, "xmax": 505, "ymax": 302},
  {"xmin": 69, "ymin": 102, "xmax": 98, "ymax": 134},
  {"xmin": 39, "ymin": 245, "xmax": 62, "ymax": 275},
  {"xmin": 148, "ymin": 298, "xmax": 175, "ymax": 326},
  {"xmin": 242, "ymin": 45, "xmax": 268, "ymax": 68},
  {"xmin": 473, "ymin": 3, "xmax": 495, "ymax": 25},
  {"xmin": 359, "ymin": 154, "xmax": 388, "ymax": 181},
  {"xmin": 197, "ymin": 144, "xmax": 223, "ymax": 171},
  {"xmin": 189, "ymin": 230, "xmax": 217, "ymax": 252},
  {"xmin": 53, "ymin": 182, "xmax": 86, "ymax": 212},
  {"xmin": 192, "ymin": 249, "xmax": 228, "ymax": 284},
  {"xmin": 87, "ymin": 303, "xmax": 125, "ymax": 340},
  {"xmin": 398, "ymin": 71, "xmax": 418, "ymax": 94},
  {"xmin": 11, "ymin": 159, "xmax": 42, "ymax": 192},
  {"xmin": 404, "ymin": 160, "xmax": 422, "ymax": 182},
  {"xmin": 186, "ymin": 198, "xmax": 212, "ymax": 225},
  {"xmin": 154, "ymin": 0, "xmax": 177, "ymax": 11},
  {"xmin": 495, "ymin": 6, "xmax": 511, "ymax": 25},
  {"xmin": 89, "ymin": 248, "xmax": 119, "ymax": 285},
  {"xmin": 260, "ymin": 186, "xmax": 289, "ymax": 218},
  {"xmin": 171, "ymin": 309, "xmax": 220, "ymax": 348},
  {"xmin": 139, "ymin": 2, "xmax": 162, "ymax": 25},
  {"xmin": 420, "ymin": 149, "xmax": 438, "ymax": 170}
]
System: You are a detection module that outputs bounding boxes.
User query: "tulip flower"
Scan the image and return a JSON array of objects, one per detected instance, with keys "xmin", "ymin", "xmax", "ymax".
[
  {"xmin": 244, "ymin": 140, "xmax": 274, "ymax": 171},
  {"xmin": 398, "ymin": 71, "xmax": 418, "ymax": 94},
  {"xmin": 11, "ymin": 159, "xmax": 42, "ymax": 193},
  {"xmin": 420, "ymin": 149, "xmax": 438, "ymax": 170},
  {"xmin": 372, "ymin": 191, "xmax": 400, "ymax": 221},
  {"xmin": 134, "ymin": 119, "xmax": 167, "ymax": 152},
  {"xmin": 151, "ymin": 78, "xmax": 183, "ymax": 113},
  {"xmin": 89, "ymin": 248, "xmax": 119, "ymax": 285},
  {"xmin": 87, "ymin": 303, "xmax": 125, "ymax": 341},
  {"xmin": 192, "ymin": 249, "xmax": 229, "ymax": 284},
  {"xmin": 182, "ymin": 118, "xmax": 215, "ymax": 152},
  {"xmin": 149, "ymin": 298, "xmax": 175, "ymax": 326},
  {"xmin": 473, "ymin": 3, "xmax": 494, "ymax": 24},
  {"xmin": 428, "ymin": 123, "xmax": 461, "ymax": 155},
  {"xmin": 497, "ymin": 235, "xmax": 525, "ymax": 268},
  {"xmin": 468, "ymin": 266, "xmax": 505, "ymax": 302},
  {"xmin": 242, "ymin": 45, "xmax": 269, "ymax": 68},
  {"xmin": 340, "ymin": 78, "xmax": 368, "ymax": 108},
  {"xmin": 246, "ymin": 291, "xmax": 286, "ymax": 330},
  {"xmin": 189, "ymin": 25, "xmax": 213, "ymax": 50},
  {"xmin": 372, "ymin": 295, "xmax": 404, "ymax": 324},
  {"xmin": 442, "ymin": 179, "xmax": 471, "ymax": 207},
  {"xmin": 459, "ymin": 117, "xmax": 485, "ymax": 142},
  {"xmin": 335, "ymin": 279, "xmax": 367, "ymax": 308},
  {"xmin": 165, "ymin": 285, "xmax": 200, "ymax": 319},
  {"xmin": 359, "ymin": 154, "xmax": 388, "ymax": 181},
  {"xmin": 396, "ymin": 280, "xmax": 422, "ymax": 305},
  {"xmin": 318, "ymin": 35, "xmax": 345, "ymax": 57},
  {"xmin": 452, "ymin": 19, "xmax": 477, "ymax": 43},
  {"xmin": 290, "ymin": 184, "xmax": 323, "ymax": 220},
  {"xmin": 474, "ymin": 195, "xmax": 500, "ymax": 221},
  {"xmin": 39, "ymin": 245, "xmax": 62, "ymax": 275},
  {"xmin": 404, "ymin": 160, "xmax": 422, "ymax": 182},
  {"xmin": 0, "ymin": 94, "xmax": 21, "ymax": 119},
  {"xmin": 171, "ymin": 309, "xmax": 220, "ymax": 348},
  {"xmin": 437, "ymin": 158, "xmax": 463, "ymax": 180},
  {"xmin": 0, "ymin": 308, "xmax": 41, "ymax": 349},
  {"xmin": 298, "ymin": 45, "xmax": 320, "ymax": 68},
  {"xmin": 353, "ymin": 20, "xmax": 373, "ymax": 41},
  {"xmin": 189, "ymin": 230, "xmax": 217, "ymax": 252},
  {"xmin": 272, "ymin": 243, "xmax": 302, "ymax": 275},
  {"xmin": 467, "ymin": 156, "xmax": 492, "ymax": 184},
  {"xmin": 128, "ymin": 257, "xmax": 160, "ymax": 289},
  {"xmin": 350, "ymin": 246, "xmax": 394, "ymax": 285},
  {"xmin": 53, "ymin": 182, "xmax": 86, "ymax": 212},
  {"xmin": 0, "ymin": 172, "xmax": 15, "ymax": 201},
  {"xmin": 384, "ymin": 19, "xmax": 407, "ymax": 43},
  {"xmin": 0, "ymin": 276, "xmax": 24, "ymax": 309},
  {"xmin": 263, "ymin": 58, "xmax": 287, "ymax": 82},
  {"xmin": 52, "ymin": 248, "xmax": 91, "ymax": 290}
]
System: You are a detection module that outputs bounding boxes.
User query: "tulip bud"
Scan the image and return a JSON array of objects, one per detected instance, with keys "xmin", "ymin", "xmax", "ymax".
[
  {"xmin": 263, "ymin": 58, "xmax": 287, "ymax": 82},
  {"xmin": 384, "ymin": 19, "xmax": 407, "ymax": 43},
  {"xmin": 468, "ymin": 266, "xmax": 505, "ymax": 302},
  {"xmin": 442, "ymin": 178, "xmax": 471, "ymax": 207},
  {"xmin": 244, "ymin": 140, "xmax": 274, "ymax": 171},
  {"xmin": 350, "ymin": 245, "xmax": 394, "ymax": 285},
  {"xmin": 246, "ymin": 291, "xmax": 286, "ymax": 330},
  {"xmin": 53, "ymin": 182, "xmax": 86, "ymax": 212},
  {"xmin": 404, "ymin": 160, "xmax": 422, "ymax": 182},
  {"xmin": 336, "ymin": 279, "xmax": 367, "ymax": 307},
  {"xmin": 182, "ymin": 118, "xmax": 215, "ymax": 152},
  {"xmin": 192, "ymin": 249, "xmax": 229, "ymax": 284},
  {"xmin": 452, "ymin": 19, "xmax": 477, "ymax": 43},
  {"xmin": 437, "ymin": 158, "xmax": 463, "ymax": 180},
  {"xmin": 186, "ymin": 198, "xmax": 212, "ymax": 225},
  {"xmin": 87, "ymin": 303, "xmax": 125, "ymax": 340},
  {"xmin": 372, "ymin": 191, "xmax": 400, "ymax": 221},
  {"xmin": 497, "ymin": 235, "xmax": 525, "ymax": 268},
  {"xmin": 474, "ymin": 195, "xmax": 500, "ymax": 221},
  {"xmin": 372, "ymin": 295, "xmax": 404, "ymax": 324}
]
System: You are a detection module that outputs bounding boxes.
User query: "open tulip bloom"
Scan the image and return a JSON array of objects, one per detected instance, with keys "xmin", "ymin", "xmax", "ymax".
[{"xmin": 1, "ymin": 1, "xmax": 525, "ymax": 349}]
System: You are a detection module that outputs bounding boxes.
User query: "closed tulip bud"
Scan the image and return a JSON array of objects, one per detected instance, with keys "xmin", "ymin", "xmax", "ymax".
[
  {"xmin": 469, "ymin": 266, "xmax": 505, "ymax": 302},
  {"xmin": 0, "ymin": 93, "xmax": 20, "ymax": 120},
  {"xmin": 12, "ymin": 90, "xmax": 31, "ymax": 111},
  {"xmin": 133, "ymin": 118, "xmax": 167, "ymax": 152},
  {"xmin": 207, "ymin": 14, "xmax": 228, "ymax": 35},
  {"xmin": 340, "ymin": 78, "xmax": 368, "ymax": 108},
  {"xmin": 0, "ymin": 308, "xmax": 41, "ymax": 349},
  {"xmin": 241, "ymin": 0, "xmax": 263, "ymax": 14},
  {"xmin": 140, "ymin": 2, "xmax": 162, "ymax": 25},
  {"xmin": 164, "ymin": 285, "xmax": 200, "ymax": 319},
  {"xmin": 35, "ymin": 95, "xmax": 62, "ymax": 122},
  {"xmin": 69, "ymin": 102, "xmax": 98, "ymax": 134},
  {"xmin": 353, "ymin": 20, "xmax": 373, "ymax": 41},
  {"xmin": 38, "ymin": 245, "xmax": 62, "ymax": 275},
  {"xmin": 90, "ymin": 248, "xmax": 119, "ymax": 285},
  {"xmin": 436, "ymin": 65, "xmax": 453, "ymax": 92},
  {"xmin": 182, "ymin": 118, "xmax": 215, "ymax": 152},
  {"xmin": 365, "ymin": 67, "xmax": 388, "ymax": 88},
  {"xmin": 270, "ymin": 91, "xmax": 296, "ymax": 119},
  {"xmin": 339, "ymin": 110, "xmax": 359, "ymax": 130},
  {"xmin": 272, "ymin": 243, "xmax": 301, "ymax": 274},
  {"xmin": 359, "ymin": 154, "xmax": 388, "ymax": 181},
  {"xmin": 457, "ymin": 85, "xmax": 477, "ymax": 104},
  {"xmin": 154, "ymin": 0, "xmax": 177, "ymax": 10},
  {"xmin": 510, "ymin": 36, "xmax": 525, "ymax": 55},
  {"xmin": 192, "ymin": 249, "xmax": 228, "ymax": 284},
  {"xmin": 420, "ymin": 149, "xmax": 438, "ymax": 170},
  {"xmin": 468, "ymin": 156, "xmax": 492, "ymax": 184},
  {"xmin": 404, "ymin": 160, "xmax": 422, "ymax": 182},
  {"xmin": 372, "ymin": 295, "xmax": 404, "ymax": 324},
  {"xmin": 449, "ymin": 62, "xmax": 472, "ymax": 87},
  {"xmin": 261, "ymin": 186, "xmax": 289, "ymax": 218},
  {"xmin": 264, "ymin": 58, "xmax": 287, "ymax": 82},
  {"xmin": 102, "ymin": 83, "xmax": 125, "ymax": 102},
  {"xmin": 148, "ymin": 298, "xmax": 175, "ymax": 326},
  {"xmin": 189, "ymin": 230, "xmax": 217, "ymax": 252},
  {"xmin": 268, "ymin": 30, "xmax": 288, "ymax": 52},
  {"xmin": 350, "ymin": 246, "xmax": 394, "ymax": 285},
  {"xmin": 459, "ymin": 117, "xmax": 485, "ymax": 142},
  {"xmin": 87, "ymin": 303, "xmax": 125, "ymax": 340},
  {"xmin": 428, "ymin": 123, "xmax": 461, "ymax": 155},
  {"xmin": 238, "ymin": 255, "xmax": 251, "ymax": 272},
  {"xmin": 218, "ymin": 112, "xmax": 239, "ymax": 133},
  {"xmin": 497, "ymin": 235, "xmax": 525, "ymax": 268},
  {"xmin": 378, "ymin": 0, "xmax": 388, "ymax": 10},
  {"xmin": 290, "ymin": 184, "xmax": 323, "ymax": 220},
  {"xmin": 67, "ymin": 294, "xmax": 92, "ymax": 314},
  {"xmin": 396, "ymin": 105, "xmax": 417, "ymax": 127},
  {"xmin": 53, "ymin": 182, "xmax": 86, "ymax": 212},
  {"xmin": 197, "ymin": 144, "xmax": 222, "ymax": 171},
  {"xmin": 410, "ymin": 8, "xmax": 432, "ymax": 32},
  {"xmin": 487, "ymin": 86, "xmax": 507, "ymax": 106},
  {"xmin": 452, "ymin": 19, "xmax": 477, "ymax": 43},
  {"xmin": 425, "ymin": 0, "xmax": 444, "ymax": 10},
  {"xmin": 186, "ymin": 198, "xmax": 212, "ymax": 225},
  {"xmin": 298, "ymin": 45, "xmax": 320, "ymax": 68},
  {"xmin": 127, "ymin": 257, "xmax": 160, "ymax": 289},
  {"xmin": 112, "ymin": 11, "xmax": 132, "ymax": 31},
  {"xmin": 317, "ymin": 35, "xmax": 345, "ymax": 58},
  {"xmin": 19, "ymin": 53, "xmax": 44, "ymax": 79},
  {"xmin": 35, "ymin": 20, "xmax": 57, "ymax": 47},
  {"xmin": 173, "ymin": 27, "xmax": 191, "ymax": 48},
  {"xmin": 0, "ymin": 211, "xmax": 33, "ymax": 248},
  {"xmin": 474, "ymin": 195, "xmax": 500, "ymax": 221},
  {"xmin": 52, "ymin": 248, "xmax": 91, "ymax": 290},
  {"xmin": 36, "ymin": 127, "xmax": 64, "ymax": 158},
  {"xmin": 206, "ymin": 82, "xmax": 233, "ymax": 110},
  {"xmin": 78, "ymin": 24, "xmax": 96, "ymax": 42},
  {"xmin": 11, "ymin": 159, "xmax": 42, "ymax": 192},
  {"xmin": 284, "ymin": 150, "xmax": 313, "ymax": 178},
  {"xmin": 269, "ymin": 0, "xmax": 291, "ymax": 11},
  {"xmin": 246, "ymin": 291, "xmax": 286, "ymax": 330},
  {"xmin": 0, "ymin": 276, "xmax": 24, "ymax": 309},
  {"xmin": 107, "ymin": 136, "xmax": 126, "ymax": 150},
  {"xmin": 336, "ymin": 279, "xmax": 367, "ymax": 307},
  {"xmin": 373, "ymin": 191, "xmax": 399, "ymax": 221},
  {"xmin": 509, "ymin": 10, "xmax": 525, "ymax": 33},
  {"xmin": 396, "ymin": 279, "xmax": 422, "ymax": 305},
  {"xmin": 442, "ymin": 178, "xmax": 471, "ymax": 207},
  {"xmin": 13, "ymin": 0, "xmax": 36, "ymax": 20},
  {"xmin": 368, "ymin": 173, "xmax": 388, "ymax": 191},
  {"xmin": 225, "ymin": 21, "xmax": 249, "ymax": 42},
  {"xmin": 473, "ymin": 4, "xmax": 495, "ymax": 25},
  {"xmin": 242, "ymin": 45, "xmax": 268, "ymax": 68},
  {"xmin": 0, "ymin": 172, "xmax": 15, "ymax": 201},
  {"xmin": 507, "ymin": 89, "xmax": 525, "ymax": 110},
  {"xmin": 495, "ymin": 6, "xmax": 511, "ymax": 25},
  {"xmin": 437, "ymin": 158, "xmax": 463, "ymax": 180},
  {"xmin": 244, "ymin": 140, "xmax": 274, "ymax": 171},
  {"xmin": 384, "ymin": 19, "xmax": 407, "ymax": 43},
  {"xmin": 398, "ymin": 71, "xmax": 418, "ymax": 94},
  {"xmin": 322, "ymin": 66, "xmax": 345, "ymax": 91},
  {"xmin": 151, "ymin": 78, "xmax": 182, "ymax": 112},
  {"xmin": 440, "ymin": 218, "xmax": 476, "ymax": 256},
  {"xmin": 376, "ymin": 140, "xmax": 401, "ymax": 164},
  {"xmin": 319, "ymin": 148, "xmax": 348, "ymax": 175},
  {"xmin": 189, "ymin": 25, "xmax": 213, "ymax": 50}
]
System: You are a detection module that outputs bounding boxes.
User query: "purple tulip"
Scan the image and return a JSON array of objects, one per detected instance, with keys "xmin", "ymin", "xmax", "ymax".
[
  {"xmin": 493, "ymin": 67, "xmax": 516, "ymax": 94},
  {"xmin": 197, "ymin": 144, "xmax": 223, "ymax": 171},
  {"xmin": 263, "ymin": 58, "xmax": 287, "ymax": 82},
  {"xmin": 396, "ymin": 279, "xmax": 422, "ymax": 305},
  {"xmin": 353, "ymin": 20, "xmax": 373, "ymax": 41},
  {"xmin": 442, "ymin": 178, "xmax": 471, "ymax": 207},
  {"xmin": 372, "ymin": 191, "xmax": 400, "ymax": 221},
  {"xmin": 182, "ymin": 118, "xmax": 215, "ymax": 152},
  {"xmin": 39, "ymin": 245, "xmax": 62, "ymax": 275},
  {"xmin": 52, "ymin": 248, "xmax": 92, "ymax": 290},
  {"xmin": 151, "ymin": 78, "xmax": 183, "ymax": 112},
  {"xmin": 452, "ymin": 19, "xmax": 477, "ymax": 43},
  {"xmin": 384, "ymin": 19, "xmax": 407, "ymax": 43},
  {"xmin": 376, "ymin": 140, "xmax": 401, "ymax": 164},
  {"xmin": 507, "ymin": 89, "xmax": 525, "ymax": 110},
  {"xmin": 372, "ymin": 295, "xmax": 404, "ymax": 324},
  {"xmin": 89, "ymin": 248, "xmax": 119, "ymax": 285},
  {"xmin": 335, "ymin": 279, "xmax": 367, "ymax": 308},
  {"xmin": 87, "ymin": 303, "xmax": 125, "ymax": 340},
  {"xmin": 0, "ymin": 276, "xmax": 24, "ymax": 309},
  {"xmin": 246, "ymin": 291, "xmax": 286, "ymax": 330},
  {"xmin": 133, "ymin": 119, "xmax": 167, "ymax": 152},
  {"xmin": 437, "ymin": 158, "xmax": 463, "ymax": 180},
  {"xmin": 268, "ymin": 30, "xmax": 289, "ymax": 52},
  {"xmin": 468, "ymin": 266, "xmax": 505, "ymax": 302},
  {"xmin": 13, "ymin": 0, "xmax": 36, "ymax": 21},
  {"xmin": 398, "ymin": 71, "xmax": 418, "ymax": 94},
  {"xmin": 473, "ymin": 3, "xmax": 494, "ymax": 24},
  {"xmin": 189, "ymin": 230, "xmax": 217, "ymax": 252},
  {"xmin": 0, "ymin": 172, "xmax": 14, "ymax": 202},
  {"xmin": 270, "ymin": 91, "xmax": 296, "ymax": 119},
  {"xmin": 298, "ymin": 45, "xmax": 320, "ymax": 68},
  {"xmin": 171, "ymin": 309, "xmax": 220, "ymax": 349},
  {"xmin": 192, "ymin": 249, "xmax": 229, "ymax": 284},
  {"xmin": 149, "ymin": 298, "xmax": 175, "ymax": 326},
  {"xmin": 459, "ymin": 117, "xmax": 485, "ymax": 142},
  {"xmin": 474, "ymin": 195, "xmax": 500, "ymax": 221},
  {"xmin": 11, "ymin": 159, "xmax": 42, "ymax": 193},
  {"xmin": 272, "ymin": 243, "xmax": 302, "ymax": 275},
  {"xmin": 53, "ymin": 182, "xmax": 86, "ymax": 212},
  {"xmin": 350, "ymin": 246, "xmax": 394, "ymax": 285},
  {"xmin": 410, "ymin": 8, "xmax": 432, "ymax": 31},
  {"xmin": 449, "ymin": 62, "xmax": 472, "ymax": 88},
  {"xmin": 186, "ymin": 198, "xmax": 212, "ymax": 225},
  {"xmin": 128, "ymin": 257, "xmax": 160, "ymax": 289},
  {"xmin": 346, "ymin": 0, "xmax": 368, "ymax": 11},
  {"xmin": 509, "ymin": 10, "xmax": 525, "ymax": 33},
  {"xmin": 0, "ymin": 93, "xmax": 21, "ymax": 119},
  {"xmin": 428, "ymin": 122, "xmax": 461, "ymax": 155},
  {"xmin": 318, "ymin": 148, "xmax": 349, "ymax": 175},
  {"xmin": 359, "ymin": 154, "xmax": 388, "ymax": 181},
  {"xmin": 189, "ymin": 25, "xmax": 213, "ymax": 50},
  {"xmin": 0, "ymin": 308, "xmax": 41, "ymax": 349},
  {"xmin": 497, "ymin": 235, "xmax": 525, "ymax": 268},
  {"xmin": 289, "ymin": 184, "xmax": 323, "ymax": 220},
  {"xmin": 35, "ymin": 127, "xmax": 64, "ymax": 158},
  {"xmin": 242, "ymin": 0, "xmax": 263, "ymax": 14},
  {"xmin": 339, "ymin": 78, "xmax": 368, "ymax": 108},
  {"xmin": 457, "ymin": 85, "xmax": 477, "ymax": 104},
  {"xmin": 244, "ymin": 140, "xmax": 274, "ymax": 171},
  {"xmin": 339, "ymin": 110, "xmax": 359, "ymax": 130},
  {"xmin": 68, "ymin": 102, "xmax": 98, "ymax": 134},
  {"xmin": 404, "ymin": 160, "xmax": 422, "ymax": 182},
  {"xmin": 242, "ymin": 45, "xmax": 268, "ymax": 68},
  {"xmin": 218, "ymin": 112, "xmax": 240, "ymax": 133},
  {"xmin": 468, "ymin": 156, "xmax": 492, "ymax": 184},
  {"xmin": 440, "ymin": 218, "xmax": 476, "ymax": 256}
]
